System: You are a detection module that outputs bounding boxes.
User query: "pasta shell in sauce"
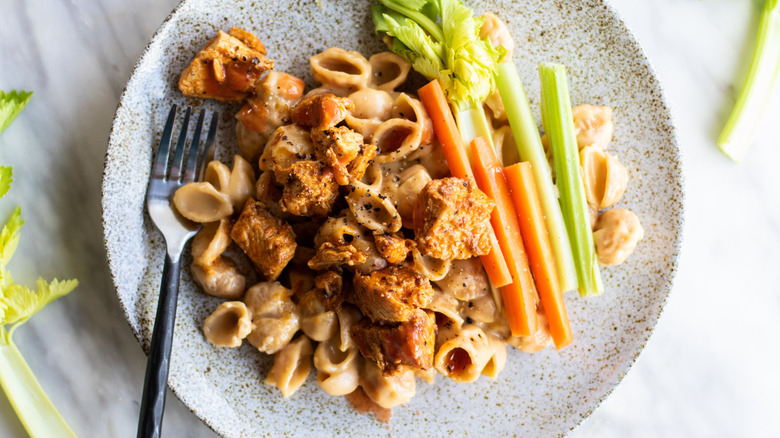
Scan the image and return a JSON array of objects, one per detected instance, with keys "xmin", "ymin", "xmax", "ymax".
[
  {"xmin": 592, "ymin": 208, "xmax": 644, "ymax": 266},
  {"xmin": 204, "ymin": 160, "xmax": 231, "ymax": 192},
  {"xmin": 311, "ymin": 47, "xmax": 371, "ymax": 91},
  {"xmin": 359, "ymin": 360, "xmax": 416, "ymax": 409},
  {"xmin": 173, "ymin": 181, "xmax": 233, "ymax": 223},
  {"xmin": 368, "ymin": 52, "xmax": 410, "ymax": 92},
  {"xmin": 202, "ymin": 301, "xmax": 253, "ymax": 348},
  {"xmin": 314, "ymin": 338, "xmax": 361, "ymax": 396},
  {"xmin": 244, "ymin": 282, "xmax": 300, "ymax": 354},
  {"xmin": 191, "ymin": 257, "xmax": 246, "ymax": 300},
  {"xmin": 573, "ymin": 104, "xmax": 614, "ymax": 150},
  {"xmin": 579, "ymin": 146, "xmax": 629, "ymax": 210},
  {"xmin": 298, "ymin": 289, "xmax": 338, "ymax": 342},
  {"xmin": 225, "ymin": 155, "xmax": 255, "ymax": 211},
  {"xmin": 434, "ymin": 323, "xmax": 491, "ymax": 383},
  {"xmin": 265, "ymin": 335, "xmax": 313, "ymax": 398}
]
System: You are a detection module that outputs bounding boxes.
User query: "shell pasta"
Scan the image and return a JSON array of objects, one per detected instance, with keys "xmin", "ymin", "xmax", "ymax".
[
  {"xmin": 177, "ymin": 42, "xmax": 554, "ymax": 413},
  {"xmin": 173, "ymin": 21, "xmax": 644, "ymax": 421}
]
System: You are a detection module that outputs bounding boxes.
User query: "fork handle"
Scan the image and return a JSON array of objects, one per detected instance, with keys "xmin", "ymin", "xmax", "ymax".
[{"xmin": 137, "ymin": 254, "xmax": 181, "ymax": 438}]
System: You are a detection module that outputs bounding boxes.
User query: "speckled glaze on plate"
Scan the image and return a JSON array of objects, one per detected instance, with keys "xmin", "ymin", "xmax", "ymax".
[{"xmin": 101, "ymin": 0, "xmax": 683, "ymax": 436}]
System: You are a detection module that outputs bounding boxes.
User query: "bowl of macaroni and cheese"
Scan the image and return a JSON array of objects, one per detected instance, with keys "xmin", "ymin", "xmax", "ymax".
[{"xmin": 101, "ymin": 0, "xmax": 683, "ymax": 436}]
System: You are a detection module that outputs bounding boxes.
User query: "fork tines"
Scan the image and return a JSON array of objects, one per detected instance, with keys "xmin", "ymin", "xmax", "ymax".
[{"xmin": 152, "ymin": 105, "xmax": 218, "ymax": 183}]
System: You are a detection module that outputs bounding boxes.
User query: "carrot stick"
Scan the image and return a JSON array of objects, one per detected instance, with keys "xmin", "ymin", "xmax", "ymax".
[
  {"xmin": 505, "ymin": 162, "xmax": 573, "ymax": 349},
  {"xmin": 418, "ymin": 80, "xmax": 475, "ymax": 179},
  {"xmin": 470, "ymin": 136, "xmax": 538, "ymax": 337},
  {"xmin": 419, "ymin": 80, "xmax": 512, "ymax": 288}
]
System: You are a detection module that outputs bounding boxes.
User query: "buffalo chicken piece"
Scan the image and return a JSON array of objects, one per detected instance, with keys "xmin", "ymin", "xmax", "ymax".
[
  {"xmin": 179, "ymin": 28, "xmax": 274, "ymax": 102},
  {"xmin": 313, "ymin": 270, "xmax": 345, "ymax": 310},
  {"xmin": 413, "ymin": 177, "xmax": 495, "ymax": 260},
  {"xmin": 346, "ymin": 141, "xmax": 377, "ymax": 183},
  {"xmin": 277, "ymin": 160, "xmax": 339, "ymax": 217},
  {"xmin": 259, "ymin": 125, "xmax": 339, "ymax": 217},
  {"xmin": 308, "ymin": 242, "xmax": 367, "ymax": 271},
  {"xmin": 259, "ymin": 124, "xmax": 314, "ymax": 175},
  {"xmin": 291, "ymin": 93, "xmax": 354, "ymax": 130},
  {"xmin": 353, "ymin": 264, "xmax": 433, "ymax": 323},
  {"xmin": 351, "ymin": 309, "xmax": 435, "ymax": 375},
  {"xmin": 311, "ymin": 126, "xmax": 367, "ymax": 185},
  {"xmin": 230, "ymin": 199, "xmax": 296, "ymax": 280},
  {"xmin": 373, "ymin": 231, "xmax": 414, "ymax": 264}
]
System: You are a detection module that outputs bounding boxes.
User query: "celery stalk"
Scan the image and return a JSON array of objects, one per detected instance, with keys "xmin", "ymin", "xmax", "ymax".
[
  {"xmin": 718, "ymin": 0, "xmax": 780, "ymax": 162},
  {"xmin": 495, "ymin": 63, "xmax": 578, "ymax": 293},
  {"xmin": 0, "ymin": 340, "xmax": 76, "ymax": 438},
  {"xmin": 1, "ymin": 91, "xmax": 79, "ymax": 437},
  {"xmin": 539, "ymin": 64, "xmax": 603, "ymax": 297},
  {"xmin": 456, "ymin": 105, "xmax": 494, "ymax": 149}
]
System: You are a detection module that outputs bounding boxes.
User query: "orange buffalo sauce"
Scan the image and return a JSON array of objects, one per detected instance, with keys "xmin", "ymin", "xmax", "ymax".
[{"xmin": 204, "ymin": 58, "xmax": 264, "ymax": 101}]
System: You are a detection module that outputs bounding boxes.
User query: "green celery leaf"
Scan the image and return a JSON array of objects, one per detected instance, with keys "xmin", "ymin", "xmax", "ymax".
[
  {"xmin": 0, "ymin": 166, "xmax": 12, "ymax": 199},
  {"xmin": 383, "ymin": 13, "xmax": 445, "ymax": 66},
  {"xmin": 372, "ymin": 4, "xmax": 390, "ymax": 33},
  {"xmin": 420, "ymin": 1, "xmax": 439, "ymax": 22},
  {"xmin": 1, "ymin": 278, "xmax": 78, "ymax": 328},
  {"xmin": 372, "ymin": 0, "xmax": 504, "ymax": 108},
  {"xmin": 0, "ymin": 90, "xmax": 33, "ymax": 136},
  {"xmin": 0, "ymin": 207, "xmax": 24, "ymax": 285}
]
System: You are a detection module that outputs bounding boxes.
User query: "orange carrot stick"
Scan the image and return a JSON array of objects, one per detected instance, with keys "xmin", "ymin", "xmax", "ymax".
[
  {"xmin": 505, "ymin": 162, "xmax": 573, "ymax": 349},
  {"xmin": 418, "ymin": 80, "xmax": 512, "ymax": 288},
  {"xmin": 470, "ymin": 136, "xmax": 539, "ymax": 337}
]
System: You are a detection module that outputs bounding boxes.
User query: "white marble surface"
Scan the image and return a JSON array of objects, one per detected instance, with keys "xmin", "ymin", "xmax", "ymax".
[{"xmin": 0, "ymin": 0, "xmax": 777, "ymax": 437}]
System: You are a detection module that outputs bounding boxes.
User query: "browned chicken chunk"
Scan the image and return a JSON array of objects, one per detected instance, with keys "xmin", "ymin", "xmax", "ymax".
[
  {"xmin": 313, "ymin": 270, "xmax": 345, "ymax": 310},
  {"xmin": 179, "ymin": 28, "xmax": 274, "ymax": 102},
  {"xmin": 277, "ymin": 160, "xmax": 339, "ymax": 217},
  {"xmin": 308, "ymin": 242, "xmax": 367, "ymax": 271},
  {"xmin": 346, "ymin": 140, "xmax": 376, "ymax": 183},
  {"xmin": 291, "ymin": 93, "xmax": 354, "ymax": 130},
  {"xmin": 413, "ymin": 177, "xmax": 495, "ymax": 260},
  {"xmin": 311, "ymin": 126, "xmax": 364, "ymax": 185},
  {"xmin": 351, "ymin": 309, "xmax": 435, "ymax": 374},
  {"xmin": 230, "ymin": 199, "xmax": 296, "ymax": 280},
  {"xmin": 373, "ymin": 231, "xmax": 415, "ymax": 264},
  {"xmin": 353, "ymin": 264, "xmax": 433, "ymax": 323},
  {"xmin": 260, "ymin": 124, "xmax": 315, "ymax": 175}
]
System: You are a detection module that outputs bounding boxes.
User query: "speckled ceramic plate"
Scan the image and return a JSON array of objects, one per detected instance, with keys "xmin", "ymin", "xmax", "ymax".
[{"xmin": 102, "ymin": 0, "xmax": 683, "ymax": 436}]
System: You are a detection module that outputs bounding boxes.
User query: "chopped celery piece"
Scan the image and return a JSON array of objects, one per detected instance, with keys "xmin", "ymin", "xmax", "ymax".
[
  {"xmin": 495, "ymin": 62, "xmax": 578, "ymax": 292},
  {"xmin": 455, "ymin": 105, "xmax": 493, "ymax": 149},
  {"xmin": 718, "ymin": 0, "xmax": 780, "ymax": 162},
  {"xmin": 538, "ymin": 63, "xmax": 603, "ymax": 297}
]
